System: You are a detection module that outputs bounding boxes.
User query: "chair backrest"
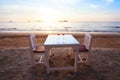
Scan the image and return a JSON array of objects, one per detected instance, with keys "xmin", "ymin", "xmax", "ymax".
[
  {"xmin": 83, "ymin": 33, "xmax": 92, "ymax": 51},
  {"xmin": 29, "ymin": 34, "xmax": 37, "ymax": 51}
]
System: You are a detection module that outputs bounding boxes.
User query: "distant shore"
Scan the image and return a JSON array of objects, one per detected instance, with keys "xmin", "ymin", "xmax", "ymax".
[{"xmin": 0, "ymin": 32, "xmax": 120, "ymax": 49}]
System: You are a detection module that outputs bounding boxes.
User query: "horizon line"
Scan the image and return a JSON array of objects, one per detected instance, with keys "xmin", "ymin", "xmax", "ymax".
[{"xmin": 0, "ymin": 21, "xmax": 120, "ymax": 23}]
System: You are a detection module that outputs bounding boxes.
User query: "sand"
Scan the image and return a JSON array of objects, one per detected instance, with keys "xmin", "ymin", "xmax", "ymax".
[
  {"xmin": 0, "ymin": 32, "xmax": 120, "ymax": 80},
  {"xmin": 0, "ymin": 32, "xmax": 120, "ymax": 49}
]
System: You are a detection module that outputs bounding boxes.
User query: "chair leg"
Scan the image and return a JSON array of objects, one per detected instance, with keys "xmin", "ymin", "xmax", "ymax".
[
  {"xmin": 77, "ymin": 52, "xmax": 90, "ymax": 64},
  {"xmin": 85, "ymin": 53, "xmax": 90, "ymax": 65},
  {"xmin": 39, "ymin": 55, "xmax": 43, "ymax": 63}
]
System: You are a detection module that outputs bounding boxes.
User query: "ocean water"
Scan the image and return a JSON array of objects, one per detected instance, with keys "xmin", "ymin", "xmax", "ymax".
[{"xmin": 0, "ymin": 22, "xmax": 120, "ymax": 33}]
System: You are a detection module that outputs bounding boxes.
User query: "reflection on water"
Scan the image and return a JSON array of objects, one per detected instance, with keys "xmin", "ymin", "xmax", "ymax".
[{"xmin": 0, "ymin": 22, "xmax": 120, "ymax": 32}]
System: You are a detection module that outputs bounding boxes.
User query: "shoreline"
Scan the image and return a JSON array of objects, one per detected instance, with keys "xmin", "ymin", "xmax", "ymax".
[
  {"xmin": 0, "ymin": 31, "xmax": 120, "ymax": 38},
  {"xmin": 0, "ymin": 31, "xmax": 120, "ymax": 37},
  {"xmin": 0, "ymin": 31, "xmax": 120, "ymax": 34}
]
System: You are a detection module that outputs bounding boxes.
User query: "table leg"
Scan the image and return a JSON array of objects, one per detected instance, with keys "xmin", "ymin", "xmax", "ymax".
[
  {"xmin": 74, "ymin": 48, "xmax": 78, "ymax": 72},
  {"xmin": 45, "ymin": 47, "xmax": 50, "ymax": 74}
]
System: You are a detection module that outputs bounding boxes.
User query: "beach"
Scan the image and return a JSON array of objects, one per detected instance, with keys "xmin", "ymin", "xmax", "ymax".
[
  {"xmin": 1, "ymin": 0, "xmax": 120, "ymax": 79},
  {"xmin": 0, "ymin": 32, "xmax": 120, "ymax": 80},
  {"xmin": 0, "ymin": 32, "xmax": 120, "ymax": 49}
]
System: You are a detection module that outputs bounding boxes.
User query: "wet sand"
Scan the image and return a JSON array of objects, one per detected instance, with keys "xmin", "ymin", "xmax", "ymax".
[{"xmin": 0, "ymin": 32, "xmax": 120, "ymax": 49}]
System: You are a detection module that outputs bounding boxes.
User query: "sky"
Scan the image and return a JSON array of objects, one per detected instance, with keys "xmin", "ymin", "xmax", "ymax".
[{"xmin": 0, "ymin": 0, "xmax": 120, "ymax": 22}]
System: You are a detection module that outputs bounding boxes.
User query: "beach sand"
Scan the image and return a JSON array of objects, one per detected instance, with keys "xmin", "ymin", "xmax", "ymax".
[
  {"xmin": 0, "ymin": 32, "xmax": 120, "ymax": 49},
  {"xmin": 0, "ymin": 32, "xmax": 120, "ymax": 80}
]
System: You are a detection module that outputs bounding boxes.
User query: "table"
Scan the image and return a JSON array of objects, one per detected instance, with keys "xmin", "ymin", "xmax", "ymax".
[{"xmin": 44, "ymin": 35, "xmax": 80, "ymax": 73}]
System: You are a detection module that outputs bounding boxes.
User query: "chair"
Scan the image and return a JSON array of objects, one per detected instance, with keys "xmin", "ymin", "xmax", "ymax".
[
  {"xmin": 77, "ymin": 33, "xmax": 92, "ymax": 64},
  {"xmin": 29, "ymin": 34, "xmax": 45, "ymax": 65}
]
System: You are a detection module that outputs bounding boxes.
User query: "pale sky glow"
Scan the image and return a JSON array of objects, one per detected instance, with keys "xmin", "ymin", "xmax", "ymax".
[
  {"xmin": 106, "ymin": 0, "xmax": 114, "ymax": 3},
  {"xmin": 0, "ymin": 0, "xmax": 120, "ymax": 22}
]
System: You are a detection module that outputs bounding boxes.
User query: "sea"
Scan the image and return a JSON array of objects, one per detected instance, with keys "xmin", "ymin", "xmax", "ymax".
[{"xmin": 0, "ymin": 22, "xmax": 120, "ymax": 33}]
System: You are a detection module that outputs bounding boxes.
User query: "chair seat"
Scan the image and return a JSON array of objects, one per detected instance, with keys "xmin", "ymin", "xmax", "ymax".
[
  {"xmin": 78, "ymin": 45, "xmax": 88, "ymax": 52},
  {"xmin": 33, "ymin": 45, "xmax": 45, "ymax": 53}
]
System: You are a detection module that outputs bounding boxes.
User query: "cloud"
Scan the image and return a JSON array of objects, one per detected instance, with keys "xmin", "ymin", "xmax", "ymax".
[
  {"xmin": 105, "ymin": 0, "xmax": 114, "ymax": 3},
  {"xmin": 51, "ymin": 0, "xmax": 79, "ymax": 5},
  {"xmin": 90, "ymin": 4, "xmax": 99, "ymax": 8}
]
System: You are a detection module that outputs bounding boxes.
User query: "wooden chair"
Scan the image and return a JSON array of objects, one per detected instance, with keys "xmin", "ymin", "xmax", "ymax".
[
  {"xmin": 77, "ymin": 33, "xmax": 92, "ymax": 64},
  {"xmin": 29, "ymin": 34, "xmax": 45, "ymax": 65}
]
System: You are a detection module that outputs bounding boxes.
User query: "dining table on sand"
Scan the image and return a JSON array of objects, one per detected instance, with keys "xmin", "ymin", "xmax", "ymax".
[{"xmin": 44, "ymin": 34, "xmax": 80, "ymax": 74}]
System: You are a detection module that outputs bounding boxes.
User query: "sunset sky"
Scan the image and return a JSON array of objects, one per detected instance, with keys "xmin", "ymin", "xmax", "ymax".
[{"xmin": 0, "ymin": 0, "xmax": 120, "ymax": 22}]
